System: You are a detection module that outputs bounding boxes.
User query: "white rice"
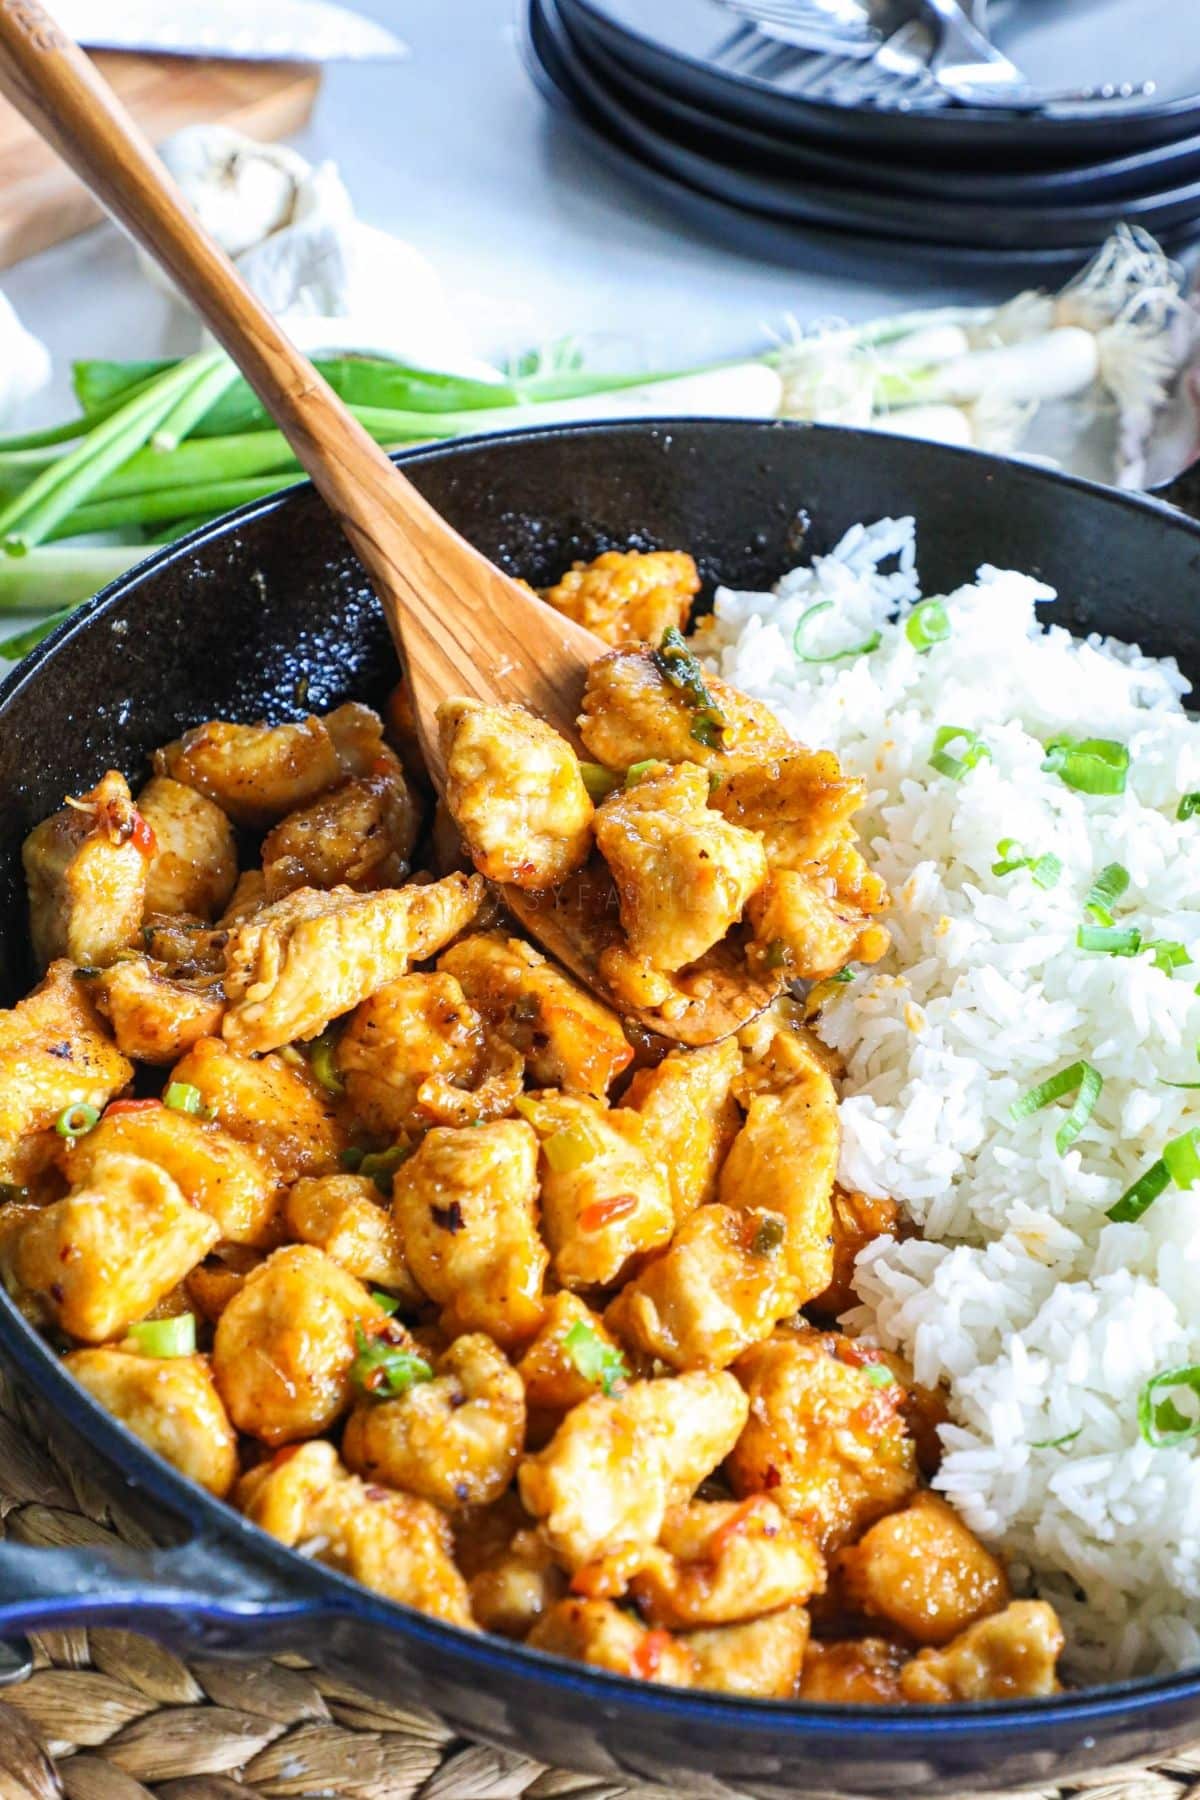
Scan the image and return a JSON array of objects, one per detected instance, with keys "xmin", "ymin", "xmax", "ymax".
[{"xmin": 703, "ymin": 518, "xmax": 1200, "ymax": 1683}]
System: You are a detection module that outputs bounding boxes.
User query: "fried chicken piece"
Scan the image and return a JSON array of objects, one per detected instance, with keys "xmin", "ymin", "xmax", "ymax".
[
  {"xmin": 261, "ymin": 750, "xmax": 420, "ymax": 899},
  {"xmin": 336, "ymin": 971, "xmax": 522, "ymax": 1139},
  {"xmin": 579, "ymin": 646, "xmax": 792, "ymax": 771},
  {"xmin": 727, "ymin": 1328, "xmax": 919, "ymax": 1553},
  {"xmin": 136, "ymin": 776, "xmax": 238, "ymax": 920},
  {"xmin": 811, "ymin": 1186, "xmax": 903, "ymax": 1322},
  {"xmin": 284, "ymin": 1174, "xmax": 416, "ymax": 1302},
  {"xmin": 343, "ymin": 1333, "xmax": 525, "ymax": 1512},
  {"xmin": 0, "ymin": 961, "xmax": 132, "ymax": 1185},
  {"xmin": 720, "ymin": 1055, "xmax": 838, "ymax": 1297},
  {"xmin": 593, "ymin": 762, "xmax": 767, "ymax": 972},
  {"xmin": 237, "ymin": 1439, "xmax": 473, "ymax": 1628},
  {"xmin": 391, "ymin": 1119, "xmax": 547, "ymax": 1348},
  {"xmin": 458, "ymin": 1501, "xmax": 566, "ymax": 1638},
  {"xmin": 156, "ymin": 702, "xmax": 387, "ymax": 829},
  {"xmin": 526, "ymin": 1598, "xmax": 694, "ymax": 1687},
  {"xmin": 542, "ymin": 549, "xmax": 700, "ymax": 649},
  {"xmin": 516, "ymin": 1091, "xmax": 674, "ymax": 1290},
  {"xmin": 439, "ymin": 932, "xmax": 633, "ymax": 1097},
  {"xmin": 221, "ymin": 872, "xmax": 484, "ymax": 1054},
  {"xmin": 835, "ymin": 1493, "xmax": 1010, "ymax": 1647},
  {"xmin": 11, "ymin": 1151, "xmax": 218, "ymax": 1342},
  {"xmin": 169, "ymin": 1036, "xmax": 345, "ymax": 1186},
  {"xmin": 899, "ymin": 1601, "xmax": 1064, "ymax": 1703},
  {"xmin": 614, "ymin": 1497, "xmax": 824, "ymax": 1630},
  {"xmin": 622, "ymin": 1038, "xmax": 741, "ymax": 1225},
  {"xmin": 90, "ymin": 957, "xmax": 225, "ymax": 1065},
  {"xmin": 799, "ymin": 1637, "xmax": 907, "ymax": 1704},
  {"xmin": 747, "ymin": 869, "xmax": 890, "ymax": 982},
  {"xmin": 518, "ymin": 1370, "xmax": 748, "ymax": 1571},
  {"xmin": 438, "ymin": 698, "xmax": 593, "ymax": 889},
  {"xmin": 517, "ymin": 1292, "xmax": 626, "ymax": 1437},
  {"xmin": 709, "ymin": 750, "xmax": 865, "ymax": 870},
  {"xmin": 23, "ymin": 771, "xmax": 152, "ymax": 970},
  {"xmin": 66, "ymin": 1347, "xmax": 237, "ymax": 1497},
  {"xmin": 683, "ymin": 1609, "xmax": 809, "ymax": 1699}
]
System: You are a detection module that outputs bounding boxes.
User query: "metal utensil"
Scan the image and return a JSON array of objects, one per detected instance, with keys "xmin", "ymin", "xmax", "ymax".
[{"xmin": 49, "ymin": 0, "xmax": 408, "ymax": 62}]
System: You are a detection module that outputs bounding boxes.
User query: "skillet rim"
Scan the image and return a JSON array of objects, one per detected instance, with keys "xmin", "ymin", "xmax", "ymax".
[{"xmin": 3, "ymin": 417, "xmax": 1200, "ymax": 1737}]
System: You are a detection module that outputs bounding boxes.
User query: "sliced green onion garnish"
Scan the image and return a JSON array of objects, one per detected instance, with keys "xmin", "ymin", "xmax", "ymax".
[
  {"xmin": 1145, "ymin": 939, "xmax": 1191, "ymax": 975},
  {"xmin": 1107, "ymin": 1157, "xmax": 1171, "ymax": 1223},
  {"xmin": 991, "ymin": 839, "xmax": 1062, "ymax": 888},
  {"xmin": 350, "ymin": 1324, "xmax": 432, "ymax": 1400},
  {"xmin": 625, "ymin": 759, "xmax": 658, "ymax": 788},
  {"xmin": 749, "ymin": 1214, "xmax": 786, "ymax": 1257},
  {"xmin": 128, "ymin": 1313, "xmax": 195, "ymax": 1358},
  {"xmin": 359, "ymin": 1144, "xmax": 412, "ymax": 1196},
  {"xmin": 865, "ymin": 1363, "xmax": 896, "ymax": 1388},
  {"xmin": 792, "ymin": 598, "xmax": 881, "ymax": 665},
  {"xmin": 762, "ymin": 938, "xmax": 791, "ymax": 971},
  {"xmin": 371, "ymin": 1290, "xmax": 401, "ymax": 1316},
  {"xmin": 306, "ymin": 1027, "xmax": 343, "ymax": 1098},
  {"xmin": 542, "ymin": 1122, "xmax": 602, "ymax": 1175},
  {"xmin": 1031, "ymin": 855, "xmax": 1064, "ymax": 890},
  {"xmin": 930, "ymin": 725, "xmax": 989, "ymax": 782},
  {"xmin": 1139, "ymin": 1365, "xmax": 1200, "ymax": 1447},
  {"xmin": 652, "ymin": 627, "xmax": 728, "ymax": 751},
  {"xmin": 579, "ymin": 761, "xmax": 620, "ymax": 802},
  {"xmin": 904, "ymin": 599, "xmax": 950, "ymax": 653},
  {"xmin": 164, "ymin": 1081, "xmax": 204, "ymax": 1116},
  {"xmin": 1178, "ymin": 794, "xmax": 1200, "ymax": 821},
  {"xmin": 1083, "ymin": 863, "xmax": 1129, "ymax": 927},
  {"xmin": 1041, "ymin": 735, "xmax": 1129, "ymax": 796},
  {"xmin": 1031, "ymin": 1428, "xmax": 1082, "ymax": 1450},
  {"xmin": 829, "ymin": 967, "xmax": 856, "ymax": 983},
  {"xmin": 1009, "ymin": 1060, "xmax": 1102, "ymax": 1157},
  {"xmin": 1077, "ymin": 924, "xmax": 1142, "ymax": 956},
  {"xmin": 564, "ymin": 1319, "xmax": 628, "ymax": 1397},
  {"xmin": 1163, "ymin": 1127, "xmax": 1200, "ymax": 1189},
  {"xmin": 55, "ymin": 1102, "xmax": 99, "ymax": 1140},
  {"xmin": 341, "ymin": 1146, "xmax": 366, "ymax": 1172}
]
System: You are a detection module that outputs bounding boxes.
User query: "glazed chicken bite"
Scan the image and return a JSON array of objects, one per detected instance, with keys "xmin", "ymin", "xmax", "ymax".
[
  {"xmin": 237, "ymin": 1439, "xmax": 473, "ymax": 1628},
  {"xmin": 593, "ymin": 762, "xmax": 767, "ymax": 973},
  {"xmin": 439, "ymin": 932, "xmax": 633, "ymax": 1096},
  {"xmin": 221, "ymin": 872, "xmax": 484, "ymax": 1055},
  {"xmin": 579, "ymin": 645, "xmax": 792, "ymax": 771},
  {"xmin": 457, "ymin": 1499, "xmax": 566, "ymax": 1637},
  {"xmin": 610, "ymin": 1497, "xmax": 825, "ymax": 1630},
  {"xmin": 527, "ymin": 1598, "xmax": 694, "ymax": 1687},
  {"xmin": 811, "ymin": 1185, "xmax": 904, "ymax": 1321},
  {"xmin": 899, "ymin": 1601, "xmax": 1064, "ymax": 1703},
  {"xmin": 156, "ymin": 702, "xmax": 387, "ymax": 829},
  {"xmin": 518, "ymin": 1370, "xmax": 748, "ymax": 1570},
  {"xmin": 0, "ymin": 961, "xmax": 132, "ymax": 1184},
  {"xmin": 684, "ymin": 1609, "xmax": 810, "ymax": 1699},
  {"xmin": 515, "ymin": 1091, "xmax": 674, "ymax": 1290},
  {"xmin": 747, "ymin": 869, "xmax": 889, "ymax": 982},
  {"xmin": 168, "ymin": 1037, "xmax": 345, "ymax": 1186},
  {"xmin": 709, "ymin": 750, "xmax": 865, "ymax": 869},
  {"xmin": 390, "ymin": 1118, "xmax": 547, "ymax": 1348},
  {"xmin": 90, "ymin": 957, "xmax": 226, "ymax": 1065},
  {"xmin": 623, "ymin": 1038, "xmax": 741, "ymax": 1224},
  {"xmin": 10, "ymin": 1151, "xmax": 218, "ymax": 1342},
  {"xmin": 517, "ymin": 1292, "xmax": 628, "ymax": 1436},
  {"xmin": 727, "ymin": 1329, "xmax": 919, "ymax": 1552},
  {"xmin": 260, "ymin": 749, "xmax": 420, "ymax": 899},
  {"xmin": 284, "ymin": 1173, "xmax": 416, "ymax": 1301},
  {"xmin": 800, "ymin": 1637, "xmax": 907, "ymax": 1705},
  {"xmin": 136, "ymin": 775, "xmax": 238, "ymax": 920},
  {"xmin": 343, "ymin": 1333, "xmax": 525, "ymax": 1511},
  {"xmin": 335, "ymin": 972, "xmax": 522, "ymax": 1139},
  {"xmin": 65, "ymin": 1346, "xmax": 237, "ymax": 1497},
  {"xmin": 211, "ymin": 1244, "xmax": 386, "ymax": 1445},
  {"xmin": 542, "ymin": 549, "xmax": 700, "ymax": 648},
  {"xmin": 23, "ymin": 770, "xmax": 153, "ymax": 970},
  {"xmin": 835, "ymin": 1492, "xmax": 1009, "ymax": 1647},
  {"xmin": 438, "ymin": 698, "xmax": 594, "ymax": 888}
]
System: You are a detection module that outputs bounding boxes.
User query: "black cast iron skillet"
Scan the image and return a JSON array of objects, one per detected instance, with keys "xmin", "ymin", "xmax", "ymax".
[{"xmin": 2, "ymin": 421, "xmax": 1200, "ymax": 1798}]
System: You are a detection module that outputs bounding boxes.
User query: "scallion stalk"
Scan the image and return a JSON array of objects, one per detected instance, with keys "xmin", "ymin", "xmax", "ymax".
[
  {"xmin": 930, "ymin": 725, "xmax": 989, "ymax": 781},
  {"xmin": 793, "ymin": 598, "xmax": 881, "ymax": 664},
  {"xmin": 1042, "ymin": 735, "xmax": 1129, "ymax": 795},
  {"xmin": 1009, "ymin": 1060, "xmax": 1102, "ymax": 1156},
  {"xmin": 128, "ymin": 1313, "xmax": 196, "ymax": 1358},
  {"xmin": 1084, "ymin": 863, "xmax": 1130, "ymax": 926}
]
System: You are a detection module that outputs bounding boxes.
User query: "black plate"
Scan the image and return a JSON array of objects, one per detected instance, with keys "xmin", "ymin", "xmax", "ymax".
[
  {"xmin": 561, "ymin": 0, "xmax": 1200, "ymax": 163},
  {"xmin": 528, "ymin": 0, "xmax": 1200, "ymax": 263},
  {"xmin": 541, "ymin": 0, "xmax": 1200, "ymax": 252},
  {"xmin": 570, "ymin": 8, "xmax": 1200, "ymax": 208}
]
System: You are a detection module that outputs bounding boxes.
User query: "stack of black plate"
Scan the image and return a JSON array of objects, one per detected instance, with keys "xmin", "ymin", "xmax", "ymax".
[{"xmin": 523, "ymin": 0, "xmax": 1200, "ymax": 268}]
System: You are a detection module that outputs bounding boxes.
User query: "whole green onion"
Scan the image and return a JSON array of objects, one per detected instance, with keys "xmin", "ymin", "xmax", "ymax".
[
  {"xmin": 564, "ymin": 1319, "xmax": 628, "ymax": 1397},
  {"xmin": 1083, "ymin": 863, "xmax": 1130, "ymax": 926},
  {"xmin": 1009, "ymin": 1060, "xmax": 1102, "ymax": 1156},
  {"xmin": 1139, "ymin": 1365, "xmax": 1200, "ymax": 1448},
  {"xmin": 128, "ymin": 1313, "xmax": 196, "ymax": 1359},
  {"xmin": 904, "ymin": 599, "xmax": 951, "ymax": 652},
  {"xmin": 55, "ymin": 1102, "xmax": 99, "ymax": 1140},
  {"xmin": 1042, "ymin": 735, "xmax": 1129, "ymax": 796},
  {"xmin": 930, "ymin": 724, "xmax": 989, "ymax": 781},
  {"xmin": 793, "ymin": 598, "xmax": 881, "ymax": 665}
]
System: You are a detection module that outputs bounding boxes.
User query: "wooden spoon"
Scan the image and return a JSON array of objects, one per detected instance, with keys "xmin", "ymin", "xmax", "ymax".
[{"xmin": 0, "ymin": 5, "xmax": 780, "ymax": 1045}]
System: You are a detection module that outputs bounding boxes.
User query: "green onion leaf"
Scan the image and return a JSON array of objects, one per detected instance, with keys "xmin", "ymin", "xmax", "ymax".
[
  {"xmin": 991, "ymin": 840, "xmax": 1063, "ymax": 888},
  {"xmin": 1032, "ymin": 854, "xmax": 1065, "ymax": 890},
  {"xmin": 542, "ymin": 1122, "xmax": 601, "ymax": 1175},
  {"xmin": 1145, "ymin": 939, "xmax": 1192, "ymax": 975},
  {"xmin": 1083, "ymin": 863, "xmax": 1130, "ymax": 927},
  {"xmin": 306, "ymin": 1027, "xmax": 344, "ymax": 1098},
  {"xmin": 340, "ymin": 1146, "xmax": 366, "ymax": 1172},
  {"xmin": 1139, "ymin": 1365, "xmax": 1200, "ymax": 1447},
  {"xmin": 359, "ymin": 1145, "xmax": 412, "ymax": 1196},
  {"xmin": 1041, "ymin": 736, "xmax": 1129, "ymax": 796},
  {"xmin": 370, "ymin": 1290, "xmax": 401, "ymax": 1316},
  {"xmin": 564, "ymin": 1319, "xmax": 628, "ymax": 1397},
  {"xmin": 652, "ymin": 627, "xmax": 729, "ymax": 752},
  {"xmin": 930, "ymin": 725, "xmax": 990, "ymax": 782},
  {"xmin": 750, "ymin": 1214, "xmax": 787, "ymax": 1257},
  {"xmin": 625, "ymin": 759, "xmax": 658, "ymax": 788},
  {"xmin": 579, "ymin": 761, "xmax": 620, "ymax": 802},
  {"xmin": 128, "ymin": 1313, "xmax": 195, "ymax": 1358},
  {"xmin": 865, "ymin": 1363, "xmax": 897, "ymax": 1388},
  {"xmin": 1163, "ymin": 1127, "xmax": 1200, "ymax": 1190},
  {"xmin": 1031, "ymin": 1428, "xmax": 1082, "ymax": 1450},
  {"xmin": 1107, "ymin": 1157, "xmax": 1171, "ymax": 1223},
  {"xmin": 350, "ymin": 1325, "xmax": 432, "ymax": 1400},
  {"xmin": 793, "ymin": 599, "xmax": 882, "ymax": 665},
  {"xmin": 1177, "ymin": 794, "xmax": 1200, "ymax": 821},
  {"xmin": 905, "ymin": 599, "xmax": 951, "ymax": 653},
  {"xmin": 164, "ymin": 1081, "xmax": 205, "ymax": 1116},
  {"xmin": 1009, "ymin": 1060, "xmax": 1102, "ymax": 1156},
  {"xmin": 1077, "ymin": 924, "xmax": 1143, "ymax": 956},
  {"xmin": 55, "ymin": 1102, "xmax": 99, "ymax": 1140},
  {"xmin": 830, "ymin": 967, "xmax": 856, "ymax": 983}
]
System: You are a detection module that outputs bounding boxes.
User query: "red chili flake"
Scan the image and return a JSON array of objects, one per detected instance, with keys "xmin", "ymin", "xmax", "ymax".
[
  {"xmin": 708, "ymin": 1496, "xmax": 773, "ymax": 1561},
  {"xmin": 105, "ymin": 1098, "xmax": 162, "ymax": 1117},
  {"xmin": 762, "ymin": 1465, "xmax": 782, "ymax": 1491},
  {"xmin": 631, "ymin": 1630, "xmax": 674, "ymax": 1681},
  {"xmin": 128, "ymin": 810, "xmax": 157, "ymax": 857},
  {"xmin": 579, "ymin": 1193, "xmax": 637, "ymax": 1233}
]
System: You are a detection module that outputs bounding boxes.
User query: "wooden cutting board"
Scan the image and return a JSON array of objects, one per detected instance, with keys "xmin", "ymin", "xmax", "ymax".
[{"xmin": 0, "ymin": 51, "xmax": 320, "ymax": 270}]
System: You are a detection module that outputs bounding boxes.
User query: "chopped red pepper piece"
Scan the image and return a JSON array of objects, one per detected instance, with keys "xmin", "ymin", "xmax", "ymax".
[
  {"xmin": 578, "ymin": 1193, "xmax": 638, "ymax": 1233},
  {"xmin": 631, "ymin": 1629, "xmax": 674, "ymax": 1680}
]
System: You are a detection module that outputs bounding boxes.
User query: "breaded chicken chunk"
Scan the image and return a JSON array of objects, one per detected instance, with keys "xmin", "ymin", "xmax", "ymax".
[
  {"xmin": 747, "ymin": 869, "xmax": 890, "ymax": 982},
  {"xmin": 156, "ymin": 702, "xmax": 387, "ymax": 829},
  {"xmin": 169, "ymin": 1037, "xmax": 345, "ymax": 1186},
  {"xmin": 261, "ymin": 750, "xmax": 420, "ymax": 899},
  {"xmin": 542, "ymin": 549, "xmax": 700, "ymax": 649},
  {"xmin": 91, "ymin": 956, "xmax": 225, "ymax": 1065},
  {"xmin": 593, "ymin": 763, "xmax": 766, "ymax": 971},
  {"xmin": 438, "ymin": 698, "xmax": 594, "ymax": 888},
  {"xmin": 709, "ymin": 750, "xmax": 865, "ymax": 870},
  {"xmin": 835, "ymin": 1493, "xmax": 1009, "ymax": 1647},
  {"xmin": 66, "ymin": 1346, "xmax": 237, "ymax": 1497},
  {"xmin": 527, "ymin": 1598, "xmax": 694, "ymax": 1687},
  {"xmin": 284, "ymin": 1173, "xmax": 416, "ymax": 1302},
  {"xmin": 623, "ymin": 1038, "xmax": 741, "ymax": 1225},
  {"xmin": 683, "ymin": 1609, "xmax": 809, "ymax": 1699},
  {"xmin": 23, "ymin": 771, "xmax": 152, "ymax": 970},
  {"xmin": 0, "ymin": 961, "xmax": 132, "ymax": 1184},
  {"xmin": 718, "ymin": 1055, "xmax": 838, "ymax": 1300},
  {"xmin": 579, "ymin": 647, "xmax": 791, "ymax": 771},
  {"xmin": 899, "ymin": 1602, "xmax": 1064, "ymax": 1703},
  {"xmin": 136, "ymin": 776, "xmax": 238, "ymax": 920},
  {"xmin": 221, "ymin": 872, "xmax": 483, "ymax": 1055}
]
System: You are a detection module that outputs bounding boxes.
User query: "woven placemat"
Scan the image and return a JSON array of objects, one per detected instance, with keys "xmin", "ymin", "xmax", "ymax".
[{"xmin": 0, "ymin": 1375, "xmax": 1198, "ymax": 1800}]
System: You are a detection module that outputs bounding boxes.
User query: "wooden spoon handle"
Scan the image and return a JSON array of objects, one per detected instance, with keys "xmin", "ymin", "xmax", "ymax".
[{"xmin": 0, "ymin": 1, "xmax": 529, "ymax": 714}]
